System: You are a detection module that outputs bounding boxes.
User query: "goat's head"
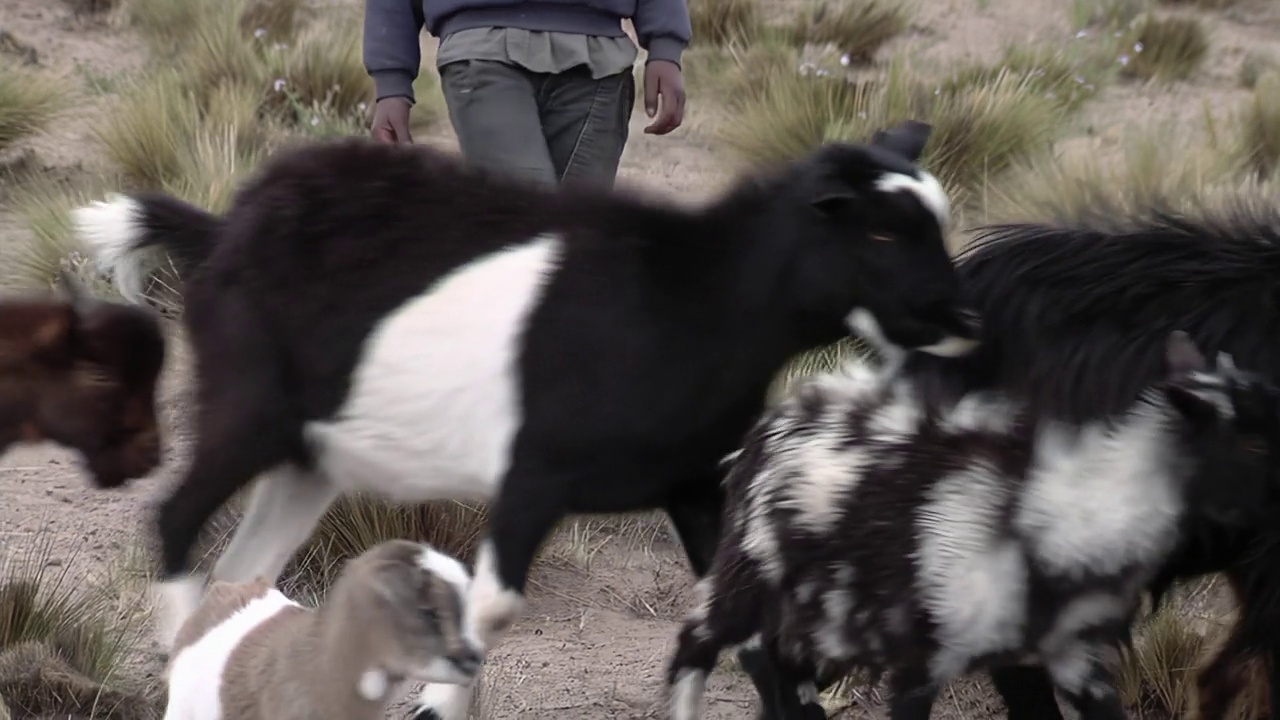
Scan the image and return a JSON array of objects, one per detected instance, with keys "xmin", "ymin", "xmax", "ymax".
[
  {"xmin": 0, "ymin": 274, "xmax": 166, "ymax": 488},
  {"xmin": 766, "ymin": 120, "xmax": 979, "ymax": 359},
  {"xmin": 344, "ymin": 539, "xmax": 482, "ymax": 694},
  {"xmin": 1158, "ymin": 331, "xmax": 1280, "ymax": 525}
]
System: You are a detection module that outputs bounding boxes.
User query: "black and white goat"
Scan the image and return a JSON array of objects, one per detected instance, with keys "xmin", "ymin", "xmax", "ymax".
[
  {"xmin": 667, "ymin": 330, "xmax": 1280, "ymax": 720},
  {"xmin": 765, "ymin": 203, "xmax": 1280, "ymax": 720},
  {"xmin": 72, "ymin": 121, "xmax": 978, "ymax": 720}
]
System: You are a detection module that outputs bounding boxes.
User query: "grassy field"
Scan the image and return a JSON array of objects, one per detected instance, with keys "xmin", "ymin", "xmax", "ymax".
[{"xmin": 1, "ymin": 0, "xmax": 1279, "ymax": 716}]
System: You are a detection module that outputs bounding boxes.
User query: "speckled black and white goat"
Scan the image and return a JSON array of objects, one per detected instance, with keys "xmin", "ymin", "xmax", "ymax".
[{"xmin": 666, "ymin": 331, "xmax": 1280, "ymax": 720}]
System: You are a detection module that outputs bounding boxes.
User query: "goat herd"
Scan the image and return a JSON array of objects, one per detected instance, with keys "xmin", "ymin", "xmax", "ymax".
[{"xmin": 2, "ymin": 119, "xmax": 1279, "ymax": 720}]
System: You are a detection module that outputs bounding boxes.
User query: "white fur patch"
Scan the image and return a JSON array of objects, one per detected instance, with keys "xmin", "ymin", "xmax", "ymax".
[
  {"xmin": 463, "ymin": 542, "xmax": 525, "ymax": 652},
  {"xmin": 915, "ymin": 469, "xmax": 1026, "ymax": 683},
  {"xmin": 845, "ymin": 308, "xmax": 904, "ymax": 366},
  {"xmin": 415, "ymin": 682, "xmax": 474, "ymax": 720},
  {"xmin": 1016, "ymin": 413, "xmax": 1184, "ymax": 580},
  {"xmin": 304, "ymin": 234, "xmax": 562, "ymax": 504},
  {"xmin": 916, "ymin": 334, "xmax": 979, "ymax": 358},
  {"xmin": 815, "ymin": 588, "xmax": 855, "ymax": 660},
  {"xmin": 154, "ymin": 575, "xmax": 207, "ymax": 649},
  {"xmin": 797, "ymin": 681, "xmax": 820, "ymax": 706},
  {"xmin": 874, "ymin": 170, "xmax": 951, "ymax": 232},
  {"xmin": 418, "ymin": 545, "xmax": 473, "ymax": 597},
  {"xmin": 208, "ymin": 466, "xmax": 338, "ymax": 586},
  {"xmin": 163, "ymin": 588, "xmax": 300, "ymax": 720},
  {"xmin": 671, "ymin": 668, "xmax": 708, "ymax": 720},
  {"xmin": 73, "ymin": 193, "xmax": 152, "ymax": 304},
  {"xmin": 358, "ymin": 668, "xmax": 389, "ymax": 700}
]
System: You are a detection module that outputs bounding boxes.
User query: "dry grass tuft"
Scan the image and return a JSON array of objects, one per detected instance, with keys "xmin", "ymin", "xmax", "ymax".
[
  {"xmin": 688, "ymin": 0, "xmax": 765, "ymax": 46},
  {"xmin": 922, "ymin": 69, "xmax": 1064, "ymax": 201},
  {"xmin": 239, "ymin": 0, "xmax": 307, "ymax": 43},
  {"xmin": 986, "ymin": 120, "xmax": 1266, "ymax": 227},
  {"xmin": 1118, "ymin": 13, "xmax": 1209, "ymax": 82},
  {"xmin": 786, "ymin": 0, "xmax": 913, "ymax": 64},
  {"xmin": 95, "ymin": 69, "xmax": 203, "ymax": 188},
  {"xmin": 721, "ymin": 58, "xmax": 1064, "ymax": 208},
  {"xmin": 769, "ymin": 337, "xmax": 874, "ymax": 400},
  {"xmin": 1069, "ymin": 0, "xmax": 1151, "ymax": 31},
  {"xmin": 275, "ymin": 496, "xmax": 489, "ymax": 597},
  {"xmin": 0, "ymin": 534, "xmax": 157, "ymax": 719},
  {"xmin": 0, "ymin": 61, "xmax": 70, "ymax": 151},
  {"xmin": 262, "ymin": 12, "xmax": 373, "ymax": 129},
  {"xmin": 943, "ymin": 42, "xmax": 1112, "ymax": 114},
  {"xmin": 1234, "ymin": 70, "xmax": 1280, "ymax": 181},
  {"xmin": 1117, "ymin": 598, "xmax": 1207, "ymax": 718}
]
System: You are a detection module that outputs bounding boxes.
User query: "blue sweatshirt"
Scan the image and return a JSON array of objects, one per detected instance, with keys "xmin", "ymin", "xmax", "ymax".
[{"xmin": 363, "ymin": 0, "xmax": 692, "ymax": 102}]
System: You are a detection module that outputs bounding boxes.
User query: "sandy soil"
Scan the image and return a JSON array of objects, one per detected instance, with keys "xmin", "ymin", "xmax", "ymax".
[{"xmin": 1, "ymin": 0, "xmax": 1278, "ymax": 717}]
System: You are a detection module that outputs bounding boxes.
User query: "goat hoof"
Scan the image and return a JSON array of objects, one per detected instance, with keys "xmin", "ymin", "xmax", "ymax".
[{"xmin": 409, "ymin": 710, "xmax": 444, "ymax": 720}]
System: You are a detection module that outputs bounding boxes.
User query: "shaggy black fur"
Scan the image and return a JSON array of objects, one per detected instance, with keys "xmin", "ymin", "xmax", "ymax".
[
  {"xmin": 674, "ymin": 331, "xmax": 1280, "ymax": 720},
  {"xmin": 778, "ymin": 203, "xmax": 1280, "ymax": 720}
]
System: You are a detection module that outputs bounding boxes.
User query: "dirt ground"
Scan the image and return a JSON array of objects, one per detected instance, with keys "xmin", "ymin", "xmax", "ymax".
[{"xmin": 2, "ymin": 0, "xmax": 1278, "ymax": 717}]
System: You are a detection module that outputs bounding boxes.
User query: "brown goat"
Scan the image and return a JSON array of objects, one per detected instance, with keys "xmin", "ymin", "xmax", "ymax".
[
  {"xmin": 0, "ymin": 275, "xmax": 166, "ymax": 488},
  {"xmin": 162, "ymin": 539, "xmax": 481, "ymax": 720}
]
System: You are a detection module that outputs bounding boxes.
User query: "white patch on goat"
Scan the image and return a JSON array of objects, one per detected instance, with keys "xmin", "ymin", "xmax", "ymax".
[
  {"xmin": 915, "ymin": 469, "xmax": 1025, "ymax": 683},
  {"xmin": 688, "ymin": 578, "xmax": 714, "ymax": 639},
  {"xmin": 463, "ymin": 541, "xmax": 524, "ymax": 652},
  {"xmin": 742, "ymin": 463, "xmax": 784, "ymax": 582},
  {"xmin": 1044, "ymin": 643, "xmax": 1096, "ymax": 696},
  {"xmin": 154, "ymin": 575, "xmax": 207, "ymax": 649},
  {"xmin": 1016, "ymin": 412, "xmax": 1183, "ymax": 580},
  {"xmin": 816, "ymin": 588, "xmax": 856, "ymax": 660},
  {"xmin": 874, "ymin": 170, "xmax": 951, "ymax": 232},
  {"xmin": 845, "ymin": 308, "xmax": 904, "ymax": 366},
  {"xmin": 164, "ymin": 588, "xmax": 300, "ymax": 719},
  {"xmin": 358, "ymin": 669, "xmax": 389, "ymax": 700},
  {"xmin": 418, "ymin": 545, "xmax": 472, "ymax": 597},
  {"xmin": 779, "ymin": 436, "xmax": 865, "ymax": 535},
  {"xmin": 1186, "ymin": 372, "xmax": 1235, "ymax": 419},
  {"xmin": 917, "ymin": 335, "xmax": 980, "ymax": 358},
  {"xmin": 415, "ymin": 682, "xmax": 473, "ymax": 720},
  {"xmin": 304, "ymin": 234, "xmax": 562, "ymax": 504},
  {"xmin": 797, "ymin": 681, "xmax": 820, "ymax": 705},
  {"xmin": 72, "ymin": 193, "xmax": 153, "ymax": 304},
  {"xmin": 209, "ymin": 465, "xmax": 338, "ymax": 586},
  {"xmin": 939, "ymin": 392, "xmax": 1017, "ymax": 436},
  {"xmin": 866, "ymin": 391, "xmax": 922, "ymax": 437},
  {"xmin": 1040, "ymin": 593, "xmax": 1127, "ymax": 658},
  {"xmin": 671, "ymin": 668, "xmax": 708, "ymax": 720}
]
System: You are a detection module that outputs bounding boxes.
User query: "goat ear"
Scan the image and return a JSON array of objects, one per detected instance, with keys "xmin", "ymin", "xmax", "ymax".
[
  {"xmin": 1164, "ymin": 331, "xmax": 1208, "ymax": 378},
  {"xmin": 869, "ymin": 120, "xmax": 932, "ymax": 163}
]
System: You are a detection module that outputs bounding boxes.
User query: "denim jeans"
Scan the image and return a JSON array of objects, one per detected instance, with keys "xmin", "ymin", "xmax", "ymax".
[{"xmin": 439, "ymin": 59, "xmax": 635, "ymax": 188}]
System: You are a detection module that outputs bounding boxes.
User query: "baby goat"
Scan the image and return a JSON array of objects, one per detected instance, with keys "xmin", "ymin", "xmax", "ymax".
[
  {"xmin": 667, "ymin": 331, "xmax": 1280, "ymax": 720},
  {"xmin": 162, "ymin": 540, "xmax": 480, "ymax": 720}
]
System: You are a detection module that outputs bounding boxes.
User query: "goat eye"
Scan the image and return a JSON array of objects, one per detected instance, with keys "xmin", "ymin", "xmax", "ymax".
[{"xmin": 421, "ymin": 607, "xmax": 439, "ymax": 623}]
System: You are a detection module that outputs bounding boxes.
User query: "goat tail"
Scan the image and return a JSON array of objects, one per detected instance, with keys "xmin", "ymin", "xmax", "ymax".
[{"xmin": 72, "ymin": 191, "xmax": 223, "ymax": 306}]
